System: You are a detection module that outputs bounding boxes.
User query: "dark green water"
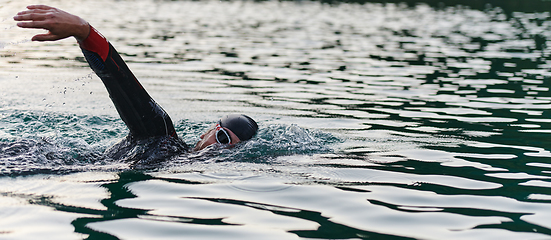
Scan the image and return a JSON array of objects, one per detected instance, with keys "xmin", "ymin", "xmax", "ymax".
[
  {"xmin": 331, "ymin": 0, "xmax": 551, "ymax": 15},
  {"xmin": 1, "ymin": 0, "xmax": 551, "ymax": 239}
]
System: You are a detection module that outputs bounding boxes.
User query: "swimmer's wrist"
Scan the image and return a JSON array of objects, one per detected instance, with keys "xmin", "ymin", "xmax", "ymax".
[{"xmin": 74, "ymin": 20, "xmax": 91, "ymax": 42}]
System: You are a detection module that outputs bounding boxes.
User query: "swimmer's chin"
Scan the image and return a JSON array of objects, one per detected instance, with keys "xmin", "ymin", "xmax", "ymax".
[
  {"xmin": 193, "ymin": 142, "xmax": 233, "ymax": 152},
  {"xmin": 193, "ymin": 140, "xmax": 206, "ymax": 151},
  {"xmin": 193, "ymin": 141, "xmax": 214, "ymax": 152}
]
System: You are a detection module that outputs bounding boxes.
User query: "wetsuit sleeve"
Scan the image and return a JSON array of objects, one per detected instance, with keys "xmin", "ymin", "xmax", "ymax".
[{"xmin": 78, "ymin": 25, "xmax": 177, "ymax": 139}]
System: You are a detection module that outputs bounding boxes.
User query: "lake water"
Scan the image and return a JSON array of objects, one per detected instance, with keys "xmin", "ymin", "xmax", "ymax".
[{"xmin": 1, "ymin": 0, "xmax": 551, "ymax": 239}]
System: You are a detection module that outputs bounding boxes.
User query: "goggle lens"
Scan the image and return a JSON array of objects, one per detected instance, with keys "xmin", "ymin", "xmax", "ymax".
[{"xmin": 215, "ymin": 126, "xmax": 231, "ymax": 145}]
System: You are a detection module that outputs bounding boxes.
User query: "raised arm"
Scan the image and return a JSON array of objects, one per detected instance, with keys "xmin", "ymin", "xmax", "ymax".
[
  {"xmin": 14, "ymin": 5, "xmax": 178, "ymax": 139},
  {"xmin": 78, "ymin": 27, "xmax": 178, "ymax": 139}
]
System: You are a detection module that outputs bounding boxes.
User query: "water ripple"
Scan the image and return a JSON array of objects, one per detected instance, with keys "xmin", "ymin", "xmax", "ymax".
[{"xmin": 2, "ymin": 0, "xmax": 551, "ymax": 238}]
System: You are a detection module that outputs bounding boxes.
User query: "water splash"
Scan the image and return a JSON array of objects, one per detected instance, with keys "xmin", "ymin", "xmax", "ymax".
[
  {"xmin": 166, "ymin": 123, "xmax": 340, "ymax": 167},
  {"xmin": 0, "ymin": 110, "xmax": 340, "ymax": 175},
  {"xmin": 0, "ymin": 111, "xmax": 125, "ymax": 176}
]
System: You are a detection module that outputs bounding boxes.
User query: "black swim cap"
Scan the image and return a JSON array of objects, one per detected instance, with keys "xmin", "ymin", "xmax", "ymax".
[{"xmin": 219, "ymin": 114, "xmax": 258, "ymax": 141}]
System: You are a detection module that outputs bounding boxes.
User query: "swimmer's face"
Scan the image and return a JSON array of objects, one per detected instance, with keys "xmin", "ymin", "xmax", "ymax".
[{"xmin": 193, "ymin": 125, "xmax": 241, "ymax": 151}]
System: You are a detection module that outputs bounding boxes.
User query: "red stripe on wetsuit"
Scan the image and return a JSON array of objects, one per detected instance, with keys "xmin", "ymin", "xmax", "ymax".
[{"xmin": 78, "ymin": 25, "xmax": 109, "ymax": 62}]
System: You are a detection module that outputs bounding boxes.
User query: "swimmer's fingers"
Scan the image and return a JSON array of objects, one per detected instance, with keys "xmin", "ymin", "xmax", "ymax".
[
  {"xmin": 14, "ymin": 5, "xmax": 57, "ymax": 21},
  {"xmin": 13, "ymin": 6, "xmax": 89, "ymax": 41},
  {"xmin": 14, "ymin": 19, "xmax": 50, "ymax": 29},
  {"xmin": 15, "ymin": 19, "xmax": 71, "ymax": 41},
  {"xmin": 25, "ymin": 5, "xmax": 56, "ymax": 10},
  {"xmin": 15, "ymin": 17, "xmax": 70, "ymax": 41},
  {"xmin": 31, "ymin": 33, "xmax": 66, "ymax": 42},
  {"xmin": 14, "ymin": 11, "xmax": 51, "ymax": 23}
]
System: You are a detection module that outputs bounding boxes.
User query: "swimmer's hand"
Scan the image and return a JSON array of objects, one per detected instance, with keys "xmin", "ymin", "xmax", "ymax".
[{"xmin": 13, "ymin": 5, "xmax": 90, "ymax": 42}]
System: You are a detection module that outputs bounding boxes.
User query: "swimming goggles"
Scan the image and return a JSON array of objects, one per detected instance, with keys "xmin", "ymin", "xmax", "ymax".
[{"xmin": 215, "ymin": 122, "xmax": 231, "ymax": 145}]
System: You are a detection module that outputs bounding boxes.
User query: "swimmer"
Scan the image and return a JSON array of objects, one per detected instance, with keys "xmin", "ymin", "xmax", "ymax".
[{"xmin": 13, "ymin": 5, "xmax": 258, "ymax": 163}]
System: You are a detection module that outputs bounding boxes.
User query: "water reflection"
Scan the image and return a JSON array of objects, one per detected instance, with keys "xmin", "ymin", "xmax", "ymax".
[{"xmin": 1, "ymin": 0, "xmax": 551, "ymax": 238}]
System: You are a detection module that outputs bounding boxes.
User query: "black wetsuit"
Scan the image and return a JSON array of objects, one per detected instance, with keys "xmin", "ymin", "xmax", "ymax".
[{"xmin": 79, "ymin": 26, "xmax": 189, "ymax": 165}]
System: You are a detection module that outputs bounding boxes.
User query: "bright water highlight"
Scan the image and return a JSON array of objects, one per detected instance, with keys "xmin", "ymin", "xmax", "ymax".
[{"xmin": 1, "ymin": 0, "xmax": 551, "ymax": 239}]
